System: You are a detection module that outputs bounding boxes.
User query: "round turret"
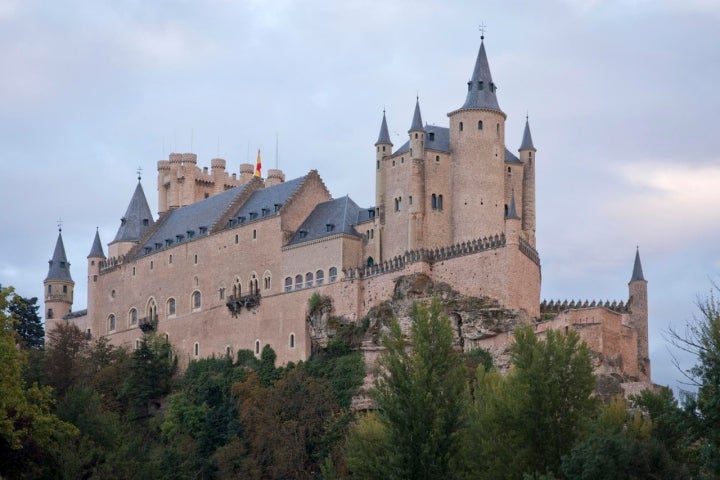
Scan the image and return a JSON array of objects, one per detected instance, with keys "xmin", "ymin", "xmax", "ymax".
[
  {"xmin": 181, "ymin": 153, "xmax": 197, "ymax": 165},
  {"xmin": 211, "ymin": 158, "xmax": 226, "ymax": 172},
  {"xmin": 168, "ymin": 153, "xmax": 182, "ymax": 164},
  {"xmin": 265, "ymin": 168, "xmax": 285, "ymax": 187},
  {"xmin": 239, "ymin": 163, "xmax": 254, "ymax": 184}
]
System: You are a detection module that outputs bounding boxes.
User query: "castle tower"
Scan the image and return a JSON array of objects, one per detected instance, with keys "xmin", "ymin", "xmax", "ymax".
[
  {"xmin": 628, "ymin": 248, "xmax": 650, "ymax": 381},
  {"xmin": 504, "ymin": 190, "xmax": 522, "ymax": 241},
  {"xmin": 44, "ymin": 228, "xmax": 74, "ymax": 333},
  {"xmin": 448, "ymin": 36, "xmax": 507, "ymax": 241},
  {"xmin": 408, "ymin": 99, "xmax": 427, "ymax": 250},
  {"xmin": 375, "ymin": 110, "xmax": 393, "ymax": 213},
  {"xmin": 519, "ymin": 117, "xmax": 537, "ymax": 247},
  {"xmin": 86, "ymin": 229, "xmax": 106, "ymax": 337},
  {"xmin": 108, "ymin": 177, "xmax": 155, "ymax": 258}
]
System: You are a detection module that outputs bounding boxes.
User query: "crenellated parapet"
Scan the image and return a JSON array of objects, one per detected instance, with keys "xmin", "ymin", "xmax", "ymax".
[
  {"xmin": 99, "ymin": 255, "xmax": 127, "ymax": 274},
  {"xmin": 540, "ymin": 298, "xmax": 629, "ymax": 314},
  {"xmin": 344, "ymin": 233, "xmax": 507, "ymax": 280}
]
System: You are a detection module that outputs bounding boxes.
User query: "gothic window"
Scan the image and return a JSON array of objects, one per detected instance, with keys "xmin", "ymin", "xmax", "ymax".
[
  {"xmin": 167, "ymin": 298, "xmax": 176, "ymax": 317},
  {"xmin": 305, "ymin": 272, "xmax": 314, "ymax": 288},
  {"xmin": 329, "ymin": 267, "xmax": 338, "ymax": 283},
  {"xmin": 315, "ymin": 270, "xmax": 324, "ymax": 285},
  {"xmin": 249, "ymin": 273, "xmax": 259, "ymax": 295},
  {"xmin": 192, "ymin": 291, "xmax": 201, "ymax": 311},
  {"xmin": 129, "ymin": 308, "xmax": 138, "ymax": 326},
  {"xmin": 147, "ymin": 298, "xmax": 157, "ymax": 321},
  {"xmin": 219, "ymin": 287, "xmax": 225, "ymax": 300},
  {"xmin": 263, "ymin": 271, "xmax": 271, "ymax": 290},
  {"xmin": 284, "ymin": 277, "xmax": 292, "ymax": 292},
  {"xmin": 295, "ymin": 274, "xmax": 303, "ymax": 290},
  {"xmin": 233, "ymin": 278, "xmax": 241, "ymax": 298},
  {"xmin": 108, "ymin": 314, "xmax": 116, "ymax": 332}
]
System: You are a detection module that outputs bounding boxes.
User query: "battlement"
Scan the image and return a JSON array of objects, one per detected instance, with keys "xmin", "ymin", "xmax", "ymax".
[
  {"xmin": 540, "ymin": 298, "xmax": 630, "ymax": 314},
  {"xmin": 99, "ymin": 255, "xmax": 127, "ymax": 274},
  {"xmin": 344, "ymin": 233, "xmax": 507, "ymax": 280}
]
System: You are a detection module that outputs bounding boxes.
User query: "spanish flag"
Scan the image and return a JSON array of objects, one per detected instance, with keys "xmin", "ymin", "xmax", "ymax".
[{"xmin": 254, "ymin": 149, "xmax": 262, "ymax": 177}]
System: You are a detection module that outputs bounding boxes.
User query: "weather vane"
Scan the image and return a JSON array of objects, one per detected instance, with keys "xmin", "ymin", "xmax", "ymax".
[
  {"xmin": 479, "ymin": 23, "xmax": 486, "ymax": 40},
  {"xmin": 57, "ymin": 218, "xmax": 63, "ymax": 232},
  {"xmin": 137, "ymin": 166, "xmax": 143, "ymax": 181}
]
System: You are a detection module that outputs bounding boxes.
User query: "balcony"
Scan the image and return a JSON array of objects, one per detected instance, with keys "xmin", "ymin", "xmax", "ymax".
[
  {"xmin": 138, "ymin": 315, "xmax": 158, "ymax": 333},
  {"xmin": 226, "ymin": 294, "xmax": 261, "ymax": 317}
]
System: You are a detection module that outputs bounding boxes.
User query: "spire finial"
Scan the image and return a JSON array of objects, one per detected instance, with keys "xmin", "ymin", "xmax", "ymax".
[
  {"xmin": 479, "ymin": 23, "xmax": 486, "ymax": 40},
  {"xmin": 137, "ymin": 166, "xmax": 143, "ymax": 181},
  {"xmin": 57, "ymin": 218, "xmax": 63, "ymax": 232}
]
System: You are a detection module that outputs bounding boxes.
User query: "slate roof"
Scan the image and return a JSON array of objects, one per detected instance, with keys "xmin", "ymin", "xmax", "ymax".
[
  {"xmin": 227, "ymin": 176, "xmax": 305, "ymax": 225},
  {"xmin": 520, "ymin": 117, "xmax": 535, "ymax": 150},
  {"xmin": 87, "ymin": 229, "xmax": 106, "ymax": 259},
  {"xmin": 452, "ymin": 39, "xmax": 503, "ymax": 114},
  {"xmin": 506, "ymin": 192, "xmax": 520, "ymax": 219},
  {"xmin": 136, "ymin": 184, "xmax": 250, "ymax": 258},
  {"xmin": 355, "ymin": 207, "xmax": 376, "ymax": 224},
  {"xmin": 112, "ymin": 181, "xmax": 155, "ymax": 244},
  {"xmin": 395, "ymin": 125, "xmax": 450, "ymax": 154},
  {"xmin": 630, "ymin": 248, "xmax": 646, "ymax": 282},
  {"xmin": 286, "ymin": 196, "xmax": 363, "ymax": 246},
  {"xmin": 504, "ymin": 148, "xmax": 522, "ymax": 164},
  {"xmin": 376, "ymin": 111, "xmax": 392, "ymax": 145},
  {"xmin": 409, "ymin": 99, "xmax": 424, "ymax": 132},
  {"xmin": 45, "ymin": 231, "xmax": 73, "ymax": 282}
]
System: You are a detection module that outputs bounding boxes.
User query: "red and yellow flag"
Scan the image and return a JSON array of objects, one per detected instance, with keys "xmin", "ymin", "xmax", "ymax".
[{"xmin": 254, "ymin": 149, "xmax": 262, "ymax": 177}]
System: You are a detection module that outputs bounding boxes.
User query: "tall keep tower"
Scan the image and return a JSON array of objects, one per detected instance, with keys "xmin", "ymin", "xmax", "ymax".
[
  {"xmin": 519, "ymin": 117, "xmax": 537, "ymax": 247},
  {"xmin": 628, "ymin": 248, "xmax": 650, "ymax": 381},
  {"xmin": 44, "ymin": 228, "xmax": 74, "ymax": 332},
  {"xmin": 448, "ymin": 36, "xmax": 507, "ymax": 241}
]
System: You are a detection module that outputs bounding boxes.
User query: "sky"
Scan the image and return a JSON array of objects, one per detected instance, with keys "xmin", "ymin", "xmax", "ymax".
[{"xmin": 1, "ymin": 0, "xmax": 719, "ymax": 393}]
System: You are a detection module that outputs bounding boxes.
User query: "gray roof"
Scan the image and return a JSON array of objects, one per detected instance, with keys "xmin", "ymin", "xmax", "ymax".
[
  {"xmin": 64, "ymin": 309, "xmax": 87, "ymax": 320},
  {"xmin": 287, "ymin": 196, "xmax": 362, "ymax": 246},
  {"xmin": 355, "ymin": 207, "xmax": 376, "ymax": 224},
  {"xmin": 136, "ymin": 184, "xmax": 250, "ymax": 258},
  {"xmin": 453, "ymin": 40, "xmax": 503, "ymax": 114},
  {"xmin": 520, "ymin": 117, "xmax": 535, "ymax": 150},
  {"xmin": 630, "ymin": 248, "xmax": 646, "ymax": 282},
  {"xmin": 409, "ymin": 99, "xmax": 424, "ymax": 132},
  {"xmin": 87, "ymin": 229, "xmax": 106, "ymax": 259},
  {"xmin": 112, "ymin": 181, "xmax": 155, "ymax": 244},
  {"xmin": 395, "ymin": 125, "xmax": 450, "ymax": 155},
  {"xmin": 45, "ymin": 231, "xmax": 72, "ymax": 282},
  {"xmin": 506, "ymin": 192, "xmax": 520, "ymax": 219},
  {"xmin": 228, "ymin": 176, "xmax": 305, "ymax": 225},
  {"xmin": 376, "ymin": 111, "xmax": 392, "ymax": 145},
  {"xmin": 504, "ymin": 148, "xmax": 521, "ymax": 164}
]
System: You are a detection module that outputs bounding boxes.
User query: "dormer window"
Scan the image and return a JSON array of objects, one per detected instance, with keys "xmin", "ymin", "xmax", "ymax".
[
  {"xmin": 165, "ymin": 239, "xmax": 173, "ymax": 247},
  {"xmin": 60, "ymin": 261, "xmax": 65, "ymax": 268},
  {"xmin": 145, "ymin": 247, "xmax": 152, "ymax": 254},
  {"xmin": 478, "ymin": 81, "xmax": 484, "ymax": 90},
  {"xmin": 199, "ymin": 226, "xmax": 207, "ymax": 234},
  {"xmin": 187, "ymin": 230, "xmax": 194, "ymax": 238},
  {"xmin": 274, "ymin": 203, "xmax": 282, "ymax": 212},
  {"xmin": 143, "ymin": 219, "xmax": 149, "ymax": 226},
  {"xmin": 239, "ymin": 216, "xmax": 246, "ymax": 223},
  {"xmin": 176, "ymin": 234, "xmax": 184, "ymax": 242},
  {"xmin": 249, "ymin": 212, "xmax": 257, "ymax": 220},
  {"xmin": 428, "ymin": 132, "xmax": 435, "ymax": 141},
  {"xmin": 155, "ymin": 242, "xmax": 162, "ymax": 250},
  {"xmin": 261, "ymin": 208, "xmax": 270, "ymax": 216},
  {"xmin": 120, "ymin": 217, "xmax": 126, "ymax": 225},
  {"xmin": 467, "ymin": 82, "xmax": 472, "ymax": 92},
  {"xmin": 368, "ymin": 209, "xmax": 375, "ymax": 218},
  {"xmin": 326, "ymin": 224, "xmax": 335, "ymax": 232},
  {"xmin": 298, "ymin": 230, "xmax": 308, "ymax": 239}
]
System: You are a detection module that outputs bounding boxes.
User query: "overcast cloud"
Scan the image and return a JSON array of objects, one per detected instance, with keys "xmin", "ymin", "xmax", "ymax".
[{"xmin": 1, "ymin": 0, "xmax": 718, "ymax": 392}]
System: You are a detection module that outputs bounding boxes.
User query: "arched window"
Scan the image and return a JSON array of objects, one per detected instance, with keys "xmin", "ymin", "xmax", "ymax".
[
  {"xmin": 146, "ymin": 298, "xmax": 157, "ymax": 322},
  {"xmin": 129, "ymin": 308, "xmax": 138, "ymax": 326},
  {"xmin": 459, "ymin": 121, "xmax": 464, "ymax": 131},
  {"xmin": 194, "ymin": 342, "xmax": 199, "ymax": 357},
  {"xmin": 48, "ymin": 285, "xmax": 52, "ymax": 294},
  {"xmin": 438, "ymin": 194, "xmax": 443, "ymax": 210},
  {"xmin": 233, "ymin": 277, "xmax": 241, "ymax": 298},
  {"xmin": 316, "ymin": 270, "xmax": 324, "ymax": 285},
  {"xmin": 167, "ymin": 298, "xmax": 176, "ymax": 317},
  {"xmin": 431, "ymin": 194, "xmax": 437, "ymax": 210},
  {"xmin": 63, "ymin": 285, "xmax": 67, "ymax": 293},
  {"xmin": 192, "ymin": 291, "xmax": 201, "ymax": 311},
  {"xmin": 305, "ymin": 272, "xmax": 314, "ymax": 288},
  {"xmin": 366, "ymin": 257, "xmax": 374, "ymax": 267},
  {"xmin": 295, "ymin": 274, "xmax": 303, "ymax": 290},
  {"xmin": 289, "ymin": 333, "xmax": 295, "ymax": 349},
  {"xmin": 263, "ymin": 271, "xmax": 271, "ymax": 290},
  {"xmin": 108, "ymin": 314, "xmax": 116, "ymax": 332},
  {"xmin": 478, "ymin": 120, "xmax": 483, "ymax": 130},
  {"xmin": 249, "ymin": 273, "xmax": 259, "ymax": 295},
  {"xmin": 329, "ymin": 267, "xmax": 338, "ymax": 283},
  {"xmin": 284, "ymin": 277, "xmax": 293, "ymax": 292},
  {"xmin": 255, "ymin": 340, "xmax": 260, "ymax": 355}
]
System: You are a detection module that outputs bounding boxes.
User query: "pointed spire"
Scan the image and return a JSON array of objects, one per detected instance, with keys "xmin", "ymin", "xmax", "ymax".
[
  {"xmin": 630, "ymin": 247, "xmax": 646, "ymax": 282},
  {"xmin": 112, "ymin": 179, "xmax": 155, "ymax": 244},
  {"xmin": 409, "ymin": 97, "xmax": 425, "ymax": 132},
  {"xmin": 506, "ymin": 191, "xmax": 520, "ymax": 219},
  {"xmin": 45, "ymin": 229, "xmax": 73, "ymax": 282},
  {"xmin": 375, "ymin": 110, "xmax": 392, "ymax": 146},
  {"xmin": 87, "ymin": 228, "xmax": 106, "ymax": 259},
  {"xmin": 520, "ymin": 115, "xmax": 535, "ymax": 151},
  {"xmin": 456, "ymin": 38, "xmax": 503, "ymax": 114}
]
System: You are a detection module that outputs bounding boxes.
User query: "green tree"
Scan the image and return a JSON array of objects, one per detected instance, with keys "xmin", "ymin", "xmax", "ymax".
[
  {"xmin": 354, "ymin": 299, "xmax": 469, "ymax": 480},
  {"xmin": 8, "ymin": 294, "xmax": 44, "ymax": 350},
  {"xmin": 44, "ymin": 322, "xmax": 90, "ymax": 398}
]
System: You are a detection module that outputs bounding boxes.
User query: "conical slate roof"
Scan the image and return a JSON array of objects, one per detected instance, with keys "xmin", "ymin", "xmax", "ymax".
[
  {"xmin": 630, "ymin": 248, "xmax": 646, "ymax": 282},
  {"xmin": 506, "ymin": 191, "xmax": 520, "ymax": 219},
  {"xmin": 375, "ymin": 111, "xmax": 392, "ymax": 145},
  {"xmin": 455, "ymin": 39, "xmax": 503, "ymax": 114},
  {"xmin": 520, "ymin": 117, "xmax": 535, "ymax": 150},
  {"xmin": 112, "ymin": 181, "xmax": 154, "ymax": 244},
  {"xmin": 45, "ymin": 231, "xmax": 73, "ymax": 282},
  {"xmin": 409, "ymin": 98, "xmax": 425, "ymax": 132},
  {"xmin": 87, "ymin": 229, "xmax": 106, "ymax": 259}
]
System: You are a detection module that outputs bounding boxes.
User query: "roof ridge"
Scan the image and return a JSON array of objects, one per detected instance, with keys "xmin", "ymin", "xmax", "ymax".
[{"xmin": 209, "ymin": 179, "xmax": 263, "ymax": 233}]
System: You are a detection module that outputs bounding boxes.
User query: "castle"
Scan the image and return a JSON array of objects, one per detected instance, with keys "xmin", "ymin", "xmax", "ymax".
[{"xmin": 43, "ymin": 37, "xmax": 651, "ymax": 390}]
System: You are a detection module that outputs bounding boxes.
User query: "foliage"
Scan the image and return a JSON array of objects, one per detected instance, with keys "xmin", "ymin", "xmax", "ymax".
[
  {"xmin": 354, "ymin": 299, "xmax": 470, "ymax": 480},
  {"xmin": 8, "ymin": 294, "xmax": 44, "ymax": 350},
  {"xmin": 44, "ymin": 322, "xmax": 91, "ymax": 398}
]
